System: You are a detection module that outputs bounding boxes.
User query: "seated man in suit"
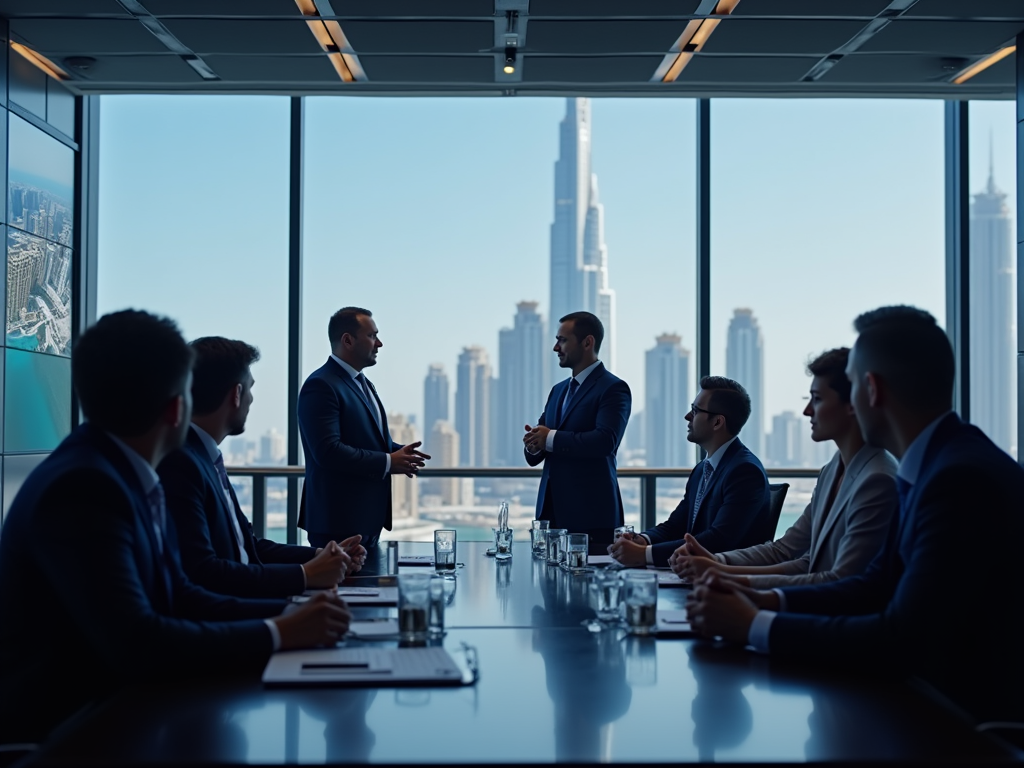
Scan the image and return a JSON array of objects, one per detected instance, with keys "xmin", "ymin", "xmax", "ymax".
[
  {"xmin": 674, "ymin": 347, "xmax": 898, "ymax": 587},
  {"xmin": 687, "ymin": 306, "xmax": 1024, "ymax": 724},
  {"xmin": 0, "ymin": 311, "xmax": 350, "ymax": 745},
  {"xmin": 160, "ymin": 336, "xmax": 366, "ymax": 600},
  {"xmin": 298, "ymin": 307, "xmax": 430, "ymax": 548},
  {"xmin": 523, "ymin": 311, "xmax": 631, "ymax": 545},
  {"xmin": 610, "ymin": 376, "xmax": 772, "ymax": 568}
]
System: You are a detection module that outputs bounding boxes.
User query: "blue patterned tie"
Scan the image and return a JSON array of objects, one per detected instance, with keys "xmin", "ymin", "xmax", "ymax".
[
  {"xmin": 558, "ymin": 378, "xmax": 580, "ymax": 423},
  {"xmin": 690, "ymin": 460, "xmax": 715, "ymax": 529}
]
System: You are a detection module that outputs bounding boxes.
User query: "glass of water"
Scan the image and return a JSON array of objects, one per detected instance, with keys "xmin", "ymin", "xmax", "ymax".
[
  {"xmin": 592, "ymin": 569, "xmax": 623, "ymax": 622},
  {"xmin": 623, "ymin": 572, "xmax": 658, "ymax": 635},
  {"xmin": 493, "ymin": 527, "xmax": 514, "ymax": 561},
  {"xmin": 546, "ymin": 528, "xmax": 568, "ymax": 566},
  {"xmin": 531, "ymin": 520, "xmax": 550, "ymax": 557},
  {"xmin": 565, "ymin": 533, "xmax": 589, "ymax": 573},
  {"xmin": 428, "ymin": 575, "xmax": 445, "ymax": 637},
  {"xmin": 398, "ymin": 573, "xmax": 431, "ymax": 642},
  {"xmin": 614, "ymin": 524, "xmax": 635, "ymax": 540},
  {"xmin": 434, "ymin": 529, "xmax": 457, "ymax": 573}
]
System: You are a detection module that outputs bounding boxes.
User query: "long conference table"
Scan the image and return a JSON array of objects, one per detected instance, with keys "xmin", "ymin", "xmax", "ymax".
[{"xmin": 29, "ymin": 541, "xmax": 1018, "ymax": 766}]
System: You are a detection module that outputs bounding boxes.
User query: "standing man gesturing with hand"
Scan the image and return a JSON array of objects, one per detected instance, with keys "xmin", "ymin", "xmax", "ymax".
[{"xmin": 298, "ymin": 307, "xmax": 430, "ymax": 549}]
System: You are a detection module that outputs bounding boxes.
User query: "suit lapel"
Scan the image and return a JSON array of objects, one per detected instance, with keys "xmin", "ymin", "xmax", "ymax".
[
  {"xmin": 807, "ymin": 452, "xmax": 846, "ymax": 569},
  {"xmin": 558, "ymin": 363, "xmax": 604, "ymax": 427},
  {"xmin": 188, "ymin": 433, "xmax": 254, "ymax": 564},
  {"xmin": 332, "ymin": 360, "xmax": 388, "ymax": 448}
]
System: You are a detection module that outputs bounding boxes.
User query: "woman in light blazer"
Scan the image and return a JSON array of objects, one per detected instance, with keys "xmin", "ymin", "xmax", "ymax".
[{"xmin": 672, "ymin": 347, "xmax": 898, "ymax": 588}]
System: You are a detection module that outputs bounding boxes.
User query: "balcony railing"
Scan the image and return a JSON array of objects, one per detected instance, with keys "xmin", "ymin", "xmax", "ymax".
[{"xmin": 226, "ymin": 465, "xmax": 822, "ymax": 542}]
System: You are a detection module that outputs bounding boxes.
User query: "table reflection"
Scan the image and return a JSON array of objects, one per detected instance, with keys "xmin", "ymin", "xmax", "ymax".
[
  {"xmin": 687, "ymin": 642, "xmax": 754, "ymax": 761},
  {"xmin": 299, "ymin": 690, "xmax": 378, "ymax": 763}
]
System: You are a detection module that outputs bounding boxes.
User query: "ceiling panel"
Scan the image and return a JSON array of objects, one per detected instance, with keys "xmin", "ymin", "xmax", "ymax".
[
  {"xmin": 340, "ymin": 20, "xmax": 493, "ymax": 53},
  {"xmin": 904, "ymin": 1, "xmax": 1024, "ymax": 19},
  {"xmin": 821, "ymin": 53, "xmax": 957, "ymax": 83},
  {"xmin": 67, "ymin": 54, "xmax": 201, "ymax": 83},
  {"xmin": 10, "ymin": 18, "xmax": 168, "ymax": 53},
  {"xmin": 523, "ymin": 55, "xmax": 664, "ymax": 82},
  {"xmin": 528, "ymin": 20, "xmax": 688, "ymax": 54},
  {"xmin": 860, "ymin": 20, "xmax": 1024, "ymax": 54},
  {"xmin": 0, "ymin": 0, "xmax": 128, "ymax": 17},
  {"xmin": 332, "ymin": 0, "xmax": 494, "ymax": 15},
  {"xmin": 202, "ymin": 54, "xmax": 340, "ymax": 82},
  {"xmin": 702, "ymin": 19, "xmax": 867, "ymax": 54},
  {"xmin": 529, "ymin": 1, "xmax": 700, "ymax": 16},
  {"xmin": 160, "ymin": 19, "xmax": 322, "ymax": 54},
  {"xmin": 678, "ymin": 54, "xmax": 820, "ymax": 82},
  {"xmin": 731, "ymin": 0, "xmax": 890, "ymax": 16},
  {"xmin": 358, "ymin": 54, "xmax": 493, "ymax": 82},
  {"xmin": 144, "ymin": 0, "xmax": 303, "ymax": 16}
]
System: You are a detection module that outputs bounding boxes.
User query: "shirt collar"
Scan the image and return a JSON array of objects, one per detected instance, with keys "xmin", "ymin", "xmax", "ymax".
[
  {"xmin": 106, "ymin": 432, "xmax": 161, "ymax": 495},
  {"xmin": 330, "ymin": 353, "xmax": 362, "ymax": 380},
  {"xmin": 706, "ymin": 435, "xmax": 739, "ymax": 471},
  {"xmin": 570, "ymin": 359, "xmax": 602, "ymax": 386},
  {"xmin": 897, "ymin": 411, "xmax": 953, "ymax": 486},
  {"xmin": 190, "ymin": 423, "xmax": 222, "ymax": 463}
]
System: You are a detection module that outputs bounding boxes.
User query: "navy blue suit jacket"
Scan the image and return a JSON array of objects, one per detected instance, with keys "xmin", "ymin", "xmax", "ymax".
[
  {"xmin": 769, "ymin": 414, "xmax": 1024, "ymax": 723},
  {"xmin": 159, "ymin": 427, "xmax": 317, "ymax": 599},
  {"xmin": 0, "ymin": 424, "xmax": 284, "ymax": 744},
  {"xmin": 642, "ymin": 438, "xmax": 772, "ymax": 567},
  {"xmin": 525, "ymin": 363, "xmax": 631, "ymax": 539},
  {"xmin": 298, "ymin": 358, "xmax": 401, "ymax": 543}
]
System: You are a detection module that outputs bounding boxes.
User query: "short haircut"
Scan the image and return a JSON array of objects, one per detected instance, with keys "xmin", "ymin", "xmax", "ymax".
[
  {"xmin": 559, "ymin": 311, "xmax": 604, "ymax": 354},
  {"xmin": 190, "ymin": 337, "xmax": 261, "ymax": 415},
  {"xmin": 328, "ymin": 307, "xmax": 372, "ymax": 346},
  {"xmin": 852, "ymin": 306, "xmax": 953, "ymax": 412},
  {"xmin": 73, "ymin": 310, "xmax": 195, "ymax": 437},
  {"xmin": 807, "ymin": 347, "xmax": 852, "ymax": 404},
  {"xmin": 699, "ymin": 375, "xmax": 751, "ymax": 436}
]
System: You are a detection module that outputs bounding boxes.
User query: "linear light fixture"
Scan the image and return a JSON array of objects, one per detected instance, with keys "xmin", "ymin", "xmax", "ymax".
[
  {"xmin": 294, "ymin": 0, "xmax": 366, "ymax": 83},
  {"xmin": 656, "ymin": 0, "xmax": 741, "ymax": 83},
  {"xmin": 10, "ymin": 42, "xmax": 69, "ymax": 81},
  {"xmin": 952, "ymin": 44, "xmax": 1016, "ymax": 85}
]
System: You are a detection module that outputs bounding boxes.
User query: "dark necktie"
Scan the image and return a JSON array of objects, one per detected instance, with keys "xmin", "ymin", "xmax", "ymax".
[
  {"xmin": 690, "ymin": 460, "xmax": 715, "ymax": 529},
  {"xmin": 145, "ymin": 484, "xmax": 174, "ymax": 600},
  {"xmin": 356, "ymin": 373, "xmax": 383, "ymax": 435},
  {"xmin": 896, "ymin": 476, "xmax": 913, "ymax": 515},
  {"xmin": 558, "ymin": 378, "xmax": 580, "ymax": 423},
  {"xmin": 214, "ymin": 453, "xmax": 249, "ymax": 564}
]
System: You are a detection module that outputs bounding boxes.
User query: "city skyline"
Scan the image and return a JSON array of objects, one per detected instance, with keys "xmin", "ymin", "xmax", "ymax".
[{"xmin": 726, "ymin": 308, "xmax": 765, "ymax": 458}]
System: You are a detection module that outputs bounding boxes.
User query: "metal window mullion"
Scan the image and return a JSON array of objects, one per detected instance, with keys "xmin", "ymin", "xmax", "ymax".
[
  {"xmin": 286, "ymin": 96, "xmax": 304, "ymax": 545},
  {"xmin": 695, "ymin": 98, "xmax": 711, "ymax": 464},
  {"xmin": 944, "ymin": 100, "xmax": 970, "ymax": 420}
]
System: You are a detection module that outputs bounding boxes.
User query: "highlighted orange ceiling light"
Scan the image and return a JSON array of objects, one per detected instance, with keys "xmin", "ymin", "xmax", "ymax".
[
  {"xmin": 293, "ymin": 0, "xmax": 364, "ymax": 83},
  {"xmin": 659, "ymin": 0, "xmax": 740, "ymax": 83},
  {"xmin": 10, "ymin": 42, "xmax": 68, "ymax": 81},
  {"xmin": 953, "ymin": 44, "xmax": 1016, "ymax": 85}
]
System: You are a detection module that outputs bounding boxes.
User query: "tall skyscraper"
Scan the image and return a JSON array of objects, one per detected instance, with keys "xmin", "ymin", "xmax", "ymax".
[
  {"xmin": 970, "ymin": 150, "xmax": 1016, "ymax": 457},
  {"xmin": 726, "ymin": 308, "xmax": 765, "ymax": 458},
  {"xmin": 548, "ymin": 97, "xmax": 616, "ymax": 377},
  {"xmin": 767, "ymin": 411, "xmax": 804, "ymax": 468},
  {"xmin": 496, "ymin": 301, "xmax": 547, "ymax": 466},
  {"xmin": 423, "ymin": 363, "xmax": 449, "ymax": 454},
  {"xmin": 259, "ymin": 428, "xmax": 286, "ymax": 465},
  {"xmin": 387, "ymin": 413, "xmax": 419, "ymax": 520},
  {"xmin": 429, "ymin": 420, "xmax": 461, "ymax": 506},
  {"xmin": 645, "ymin": 333, "xmax": 691, "ymax": 467},
  {"xmin": 455, "ymin": 346, "xmax": 491, "ymax": 467}
]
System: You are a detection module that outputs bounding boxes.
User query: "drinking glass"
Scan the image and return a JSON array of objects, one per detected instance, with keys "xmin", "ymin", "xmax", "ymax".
[
  {"xmin": 614, "ymin": 525, "xmax": 635, "ymax": 540},
  {"xmin": 433, "ymin": 529, "xmax": 457, "ymax": 573},
  {"xmin": 623, "ymin": 572, "xmax": 658, "ymax": 635},
  {"xmin": 398, "ymin": 573, "xmax": 431, "ymax": 642},
  {"xmin": 546, "ymin": 528, "xmax": 568, "ymax": 566},
  {"xmin": 565, "ymin": 533, "xmax": 589, "ymax": 573},
  {"xmin": 386, "ymin": 540, "xmax": 399, "ymax": 575},
  {"xmin": 428, "ymin": 575, "xmax": 445, "ymax": 637},
  {"xmin": 493, "ymin": 527, "xmax": 514, "ymax": 561},
  {"xmin": 531, "ymin": 520, "xmax": 550, "ymax": 558},
  {"xmin": 592, "ymin": 569, "xmax": 623, "ymax": 622}
]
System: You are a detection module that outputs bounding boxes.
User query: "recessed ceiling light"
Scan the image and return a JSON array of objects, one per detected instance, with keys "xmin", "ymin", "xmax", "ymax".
[
  {"xmin": 10, "ymin": 42, "xmax": 68, "ymax": 81},
  {"xmin": 952, "ymin": 45, "xmax": 1016, "ymax": 85},
  {"xmin": 503, "ymin": 47, "xmax": 516, "ymax": 75}
]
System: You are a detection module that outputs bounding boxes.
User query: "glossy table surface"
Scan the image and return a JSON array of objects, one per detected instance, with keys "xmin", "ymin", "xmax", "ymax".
[{"xmin": 31, "ymin": 542, "xmax": 1017, "ymax": 766}]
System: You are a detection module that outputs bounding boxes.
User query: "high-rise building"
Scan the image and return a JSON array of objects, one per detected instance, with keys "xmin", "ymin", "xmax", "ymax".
[
  {"xmin": 548, "ymin": 97, "xmax": 616, "ymax": 378},
  {"xmin": 259, "ymin": 428, "xmax": 286, "ymax": 465},
  {"xmin": 387, "ymin": 413, "xmax": 419, "ymax": 520},
  {"xmin": 726, "ymin": 308, "xmax": 765, "ymax": 459},
  {"xmin": 422, "ymin": 363, "xmax": 449, "ymax": 455},
  {"xmin": 645, "ymin": 333, "xmax": 691, "ymax": 468},
  {"xmin": 496, "ymin": 301, "xmax": 547, "ymax": 466},
  {"xmin": 429, "ymin": 419, "xmax": 461, "ymax": 506},
  {"xmin": 7, "ymin": 246, "xmax": 35, "ymax": 327},
  {"xmin": 767, "ymin": 411, "xmax": 804, "ymax": 468},
  {"xmin": 455, "ymin": 346, "xmax": 491, "ymax": 467},
  {"xmin": 969, "ymin": 150, "xmax": 1016, "ymax": 457}
]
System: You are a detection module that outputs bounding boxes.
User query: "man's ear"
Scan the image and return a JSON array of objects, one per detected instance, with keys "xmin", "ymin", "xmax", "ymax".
[
  {"xmin": 865, "ymin": 371, "xmax": 883, "ymax": 409},
  {"xmin": 165, "ymin": 394, "xmax": 185, "ymax": 428},
  {"xmin": 233, "ymin": 383, "xmax": 243, "ymax": 408}
]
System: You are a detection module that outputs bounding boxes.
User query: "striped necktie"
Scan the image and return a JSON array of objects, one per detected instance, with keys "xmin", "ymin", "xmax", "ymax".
[{"xmin": 690, "ymin": 460, "xmax": 715, "ymax": 529}]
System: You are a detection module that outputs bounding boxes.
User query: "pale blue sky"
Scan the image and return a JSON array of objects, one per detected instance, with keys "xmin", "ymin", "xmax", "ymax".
[{"xmin": 97, "ymin": 95, "xmax": 1017, "ymax": 450}]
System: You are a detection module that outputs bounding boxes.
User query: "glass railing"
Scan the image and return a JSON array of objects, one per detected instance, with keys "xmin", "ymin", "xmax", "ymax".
[{"xmin": 226, "ymin": 466, "xmax": 822, "ymax": 544}]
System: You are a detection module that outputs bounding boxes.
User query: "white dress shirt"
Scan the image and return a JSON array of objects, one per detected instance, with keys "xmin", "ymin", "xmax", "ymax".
[
  {"xmin": 331, "ymin": 354, "xmax": 391, "ymax": 477},
  {"xmin": 191, "ymin": 424, "xmax": 249, "ymax": 565},
  {"xmin": 543, "ymin": 359, "xmax": 603, "ymax": 452},
  {"xmin": 746, "ymin": 412, "xmax": 952, "ymax": 653}
]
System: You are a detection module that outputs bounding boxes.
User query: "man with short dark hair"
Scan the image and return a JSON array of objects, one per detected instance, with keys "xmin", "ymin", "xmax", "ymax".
[
  {"xmin": 0, "ymin": 311, "xmax": 350, "ymax": 744},
  {"xmin": 610, "ymin": 376, "xmax": 772, "ymax": 567},
  {"xmin": 159, "ymin": 336, "xmax": 364, "ymax": 599},
  {"xmin": 298, "ymin": 308, "xmax": 430, "ymax": 548},
  {"xmin": 687, "ymin": 306, "xmax": 1024, "ymax": 724},
  {"xmin": 524, "ymin": 311, "xmax": 631, "ymax": 544}
]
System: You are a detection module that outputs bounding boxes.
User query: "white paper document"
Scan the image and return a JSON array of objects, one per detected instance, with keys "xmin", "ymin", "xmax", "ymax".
[
  {"xmin": 656, "ymin": 609, "xmax": 696, "ymax": 636},
  {"xmin": 588, "ymin": 555, "xmax": 615, "ymax": 565},
  {"xmin": 337, "ymin": 586, "xmax": 399, "ymax": 605},
  {"xmin": 263, "ymin": 646, "xmax": 465, "ymax": 687},
  {"xmin": 655, "ymin": 571, "xmax": 691, "ymax": 588},
  {"xmin": 397, "ymin": 555, "xmax": 435, "ymax": 566},
  {"xmin": 347, "ymin": 619, "xmax": 400, "ymax": 639}
]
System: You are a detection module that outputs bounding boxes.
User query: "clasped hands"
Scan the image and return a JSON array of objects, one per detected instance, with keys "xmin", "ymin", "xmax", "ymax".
[
  {"xmin": 523, "ymin": 424, "xmax": 551, "ymax": 455},
  {"xmin": 391, "ymin": 441, "xmax": 431, "ymax": 477},
  {"xmin": 305, "ymin": 534, "xmax": 368, "ymax": 587},
  {"xmin": 685, "ymin": 566, "xmax": 781, "ymax": 645}
]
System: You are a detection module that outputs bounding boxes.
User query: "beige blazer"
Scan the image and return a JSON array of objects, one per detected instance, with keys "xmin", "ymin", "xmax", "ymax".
[{"xmin": 718, "ymin": 445, "xmax": 898, "ymax": 588}]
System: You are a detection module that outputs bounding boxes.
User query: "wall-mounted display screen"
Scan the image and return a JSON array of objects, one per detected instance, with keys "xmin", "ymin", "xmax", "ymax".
[
  {"xmin": 3, "ymin": 348, "xmax": 70, "ymax": 453},
  {"xmin": 7, "ymin": 114, "xmax": 74, "ymax": 247},
  {"xmin": 6, "ymin": 229, "xmax": 72, "ymax": 356}
]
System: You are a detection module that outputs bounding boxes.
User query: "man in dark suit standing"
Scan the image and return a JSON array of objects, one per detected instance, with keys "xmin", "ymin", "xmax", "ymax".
[
  {"xmin": 0, "ymin": 311, "xmax": 350, "ymax": 745},
  {"xmin": 687, "ymin": 306, "xmax": 1024, "ymax": 724},
  {"xmin": 523, "ymin": 311, "xmax": 631, "ymax": 545},
  {"xmin": 298, "ymin": 307, "xmax": 430, "ymax": 548},
  {"xmin": 610, "ymin": 376, "xmax": 772, "ymax": 568},
  {"xmin": 160, "ymin": 337, "xmax": 364, "ymax": 599}
]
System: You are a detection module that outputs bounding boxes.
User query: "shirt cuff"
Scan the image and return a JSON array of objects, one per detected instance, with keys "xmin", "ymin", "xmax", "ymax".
[
  {"xmin": 264, "ymin": 619, "xmax": 282, "ymax": 652},
  {"xmin": 299, "ymin": 563, "xmax": 308, "ymax": 590},
  {"xmin": 714, "ymin": 553, "xmax": 726, "ymax": 564},
  {"xmin": 774, "ymin": 588, "xmax": 788, "ymax": 612},
  {"xmin": 645, "ymin": 545, "xmax": 654, "ymax": 565},
  {"xmin": 640, "ymin": 533, "xmax": 652, "ymax": 544},
  {"xmin": 383, "ymin": 453, "xmax": 391, "ymax": 478},
  {"xmin": 545, "ymin": 429, "xmax": 557, "ymax": 452},
  {"xmin": 747, "ymin": 610, "xmax": 776, "ymax": 653}
]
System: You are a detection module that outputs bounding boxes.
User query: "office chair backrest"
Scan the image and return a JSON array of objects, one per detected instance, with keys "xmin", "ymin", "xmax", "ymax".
[{"xmin": 768, "ymin": 483, "xmax": 790, "ymax": 540}]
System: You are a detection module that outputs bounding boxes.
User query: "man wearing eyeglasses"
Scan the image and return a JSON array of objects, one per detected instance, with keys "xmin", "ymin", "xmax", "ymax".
[{"xmin": 609, "ymin": 376, "xmax": 772, "ymax": 568}]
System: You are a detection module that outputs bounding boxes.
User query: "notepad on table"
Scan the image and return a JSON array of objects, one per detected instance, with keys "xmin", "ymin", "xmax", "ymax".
[
  {"xmin": 347, "ymin": 619, "xmax": 400, "ymax": 639},
  {"xmin": 397, "ymin": 554, "xmax": 435, "ymax": 566},
  {"xmin": 588, "ymin": 554, "xmax": 615, "ymax": 565},
  {"xmin": 263, "ymin": 646, "xmax": 466, "ymax": 687},
  {"xmin": 655, "ymin": 571, "xmax": 691, "ymax": 588},
  {"xmin": 656, "ymin": 609, "xmax": 697, "ymax": 637},
  {"xmin": 337, "ymin": 586, "xmax": 399, "ymax": 605}
]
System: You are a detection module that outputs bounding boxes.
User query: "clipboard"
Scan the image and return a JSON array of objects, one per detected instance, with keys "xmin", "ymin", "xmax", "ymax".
[{"xmin": 262, "ymin": 646, "xmax": 476, "ymax": 687}]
